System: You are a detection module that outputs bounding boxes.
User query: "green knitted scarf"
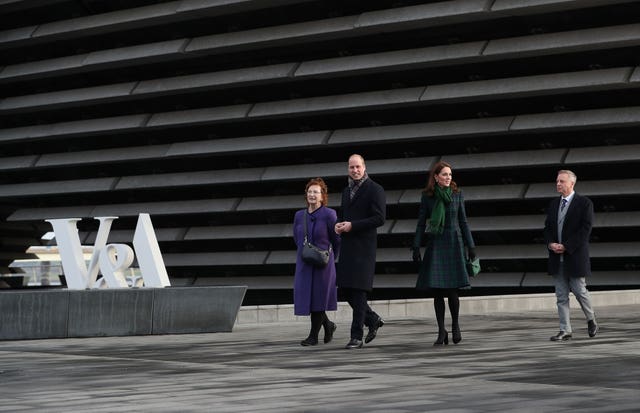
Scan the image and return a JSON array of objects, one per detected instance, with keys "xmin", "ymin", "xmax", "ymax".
[{"xmin": 430, "ymin": 185, "xmax": 452, "ymax": 234}]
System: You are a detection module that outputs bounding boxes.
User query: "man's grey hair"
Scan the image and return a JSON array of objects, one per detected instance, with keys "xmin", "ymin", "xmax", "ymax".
[{"xmin": 558, "ymin": 169, "xmax": 577, "ymax": 183}]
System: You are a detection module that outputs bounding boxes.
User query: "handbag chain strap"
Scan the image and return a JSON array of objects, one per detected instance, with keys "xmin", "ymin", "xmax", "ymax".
[{"xmin": 302, "ymin": 212, "xmax": 331, "ymax": 251}]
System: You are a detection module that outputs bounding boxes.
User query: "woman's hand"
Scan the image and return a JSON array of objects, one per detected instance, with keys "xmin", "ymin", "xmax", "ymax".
[{"xmin": 411, "ymin": 247, "xmax": 421, "ymax": 263}]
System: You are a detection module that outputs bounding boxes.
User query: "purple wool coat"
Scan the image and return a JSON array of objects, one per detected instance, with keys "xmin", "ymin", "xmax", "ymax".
[{"xmin": 293, "ymin": 206, "xmax": 340, "ymax": 315}]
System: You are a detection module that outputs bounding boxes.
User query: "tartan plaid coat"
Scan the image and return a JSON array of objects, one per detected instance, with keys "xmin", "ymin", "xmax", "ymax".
[{"xmin": 413, "ymin": 190, "xmax": 475, "ymax": 290}]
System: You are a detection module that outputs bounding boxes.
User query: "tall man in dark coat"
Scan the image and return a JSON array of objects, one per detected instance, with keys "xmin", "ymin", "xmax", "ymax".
[
  {"xmin": 543, "ymin": 169, "xmax": 598, "ymax": 341},
  {"xmin": 335, "ymin": 154, "xmax": 386, "ymax": 349}
]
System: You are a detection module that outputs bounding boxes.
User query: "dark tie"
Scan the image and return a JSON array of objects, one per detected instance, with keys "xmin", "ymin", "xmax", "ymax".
[{"xmin": 561, "ymin": 198, "xmax": 567, "ymax": 211}]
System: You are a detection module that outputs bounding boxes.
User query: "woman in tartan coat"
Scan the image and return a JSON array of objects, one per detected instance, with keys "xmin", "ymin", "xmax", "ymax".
[{"xmin": 412, "ymin": 161, "xmax": 476, "ymax": 346}]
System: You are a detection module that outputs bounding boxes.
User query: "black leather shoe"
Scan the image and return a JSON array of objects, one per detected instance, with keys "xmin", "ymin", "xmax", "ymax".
[
  {"xmin": 300, "ymin": 336, "xmax": 318, "ymax": 346},
  {"xmin": 324, "ymin": 322, "xmax": 336, "ymax": 344},
  {"xmin": 588, "ymin": 320, "xmax": 599, "ymax": 337},
  {"xmin": 345, "ymin": 338, "xmax": 363, "ymax": 349},
  {"xmin": 364, "ymin": 317, "xmax": 384, "ymax": 344},
  {"xmin": 550, "ymin": 331, "xmax": 572, "ymax": 341}
]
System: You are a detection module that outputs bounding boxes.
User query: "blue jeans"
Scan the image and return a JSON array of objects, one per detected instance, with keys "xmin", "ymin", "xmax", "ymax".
[{"xmin": 553, "ymin": 266, "xmax": 596, "ymax": 333}]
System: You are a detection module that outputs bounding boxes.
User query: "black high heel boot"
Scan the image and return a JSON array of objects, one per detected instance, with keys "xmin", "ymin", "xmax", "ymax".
[
  {"xmin": 452, "ymin": 325, "xmax": 462, "ymax": 344},
  {"xmin": 323, "ymin": 321, "xmax": 336, "ymax": 344},
  {"xmin": 433, "ymin": 330, "xmax": 448, "ymax": 346}
]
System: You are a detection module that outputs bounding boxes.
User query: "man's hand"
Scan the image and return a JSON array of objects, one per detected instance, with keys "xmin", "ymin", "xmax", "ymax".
[
  {"xmin": 335, "ymin": 221, "xmax": 352, "ymax": 234},
  {"xmin": 548, "ymin": 242, "xmax": 565, "ymax": 254}
]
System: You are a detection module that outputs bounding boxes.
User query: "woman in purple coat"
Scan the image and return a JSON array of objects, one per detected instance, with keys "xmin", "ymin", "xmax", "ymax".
[{"xmin": 293, "ymin": 177, "xmax": 341, "ymax": 346}]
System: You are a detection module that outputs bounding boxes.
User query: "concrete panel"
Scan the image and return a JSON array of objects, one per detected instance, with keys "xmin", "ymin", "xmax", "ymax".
[
  {"xmin": 468, "ymin": 272, "xmax": 523, "ymax": 287},
  {"xmin": 8, "ymin": 198, "xmax": 239, "ymax": 222},
  {"xmin": 0, "ymin": 114, "xmax": 148, "ymax": 142},
  {"xmin": 265, "ymin": 250, "xmax": 296, "ymax": 265},
  {"xmin": 83, "ymin": 39, "xmax": 187, "ymax": 67},
  {"xmin": 261, "ymin": 162, "xmax": 344, "ymax": 181},
  {"xmin": 0, "ymin": 82, "xmax": 137, "ymax": 112},
  {"xmin": 191, "ymin": 275, "xmax": 293, "ymax": 289},
  {"xmin": 147, "ymin": 104, "xmax": 251, "ymax": 128},
  {"xmin": 356, "ymin": 0, "xmax": 491, "ymax": 30},
  {"xmin": 630, "ymin": 66, "xmax": 640, "ymax": 82},
  {"xmin": 295, "ymin": 42, "xmax": 486, "ymax": 78},
  {"xmin": 84, "ymin": 227, "xmax": 186, "ymax": 243},
  {"xmin": 477, "ymin": 244, "xmax": 545, "ymax": 259},
  {"xmin": 421, "ymin": 68, "xmax": 632, "ymax": 102},
  {"xmin": 0, "ymin": 54, "xmax": 86, "ymax": 81},
  {"xmin": 0, "ymin": 290, "xmax": 69, "ymax": 340},
  {"xmin": 491, "ymin": 0, "xmax": 634, "ymax": 15},
  {"xmin": 166, "ymin": 131, "xmax": 329, "ymax": 156},
  {"xmin": 186, "ymin": 16, "xmax": 356, "ymax": 54},
  {"xmin": 115, "ymin": 168, "xmax": 264, "ymax": 190},
  {"xmin": 392, "ymin": 215, "xmax": 543, "ymax": 234},
  {"xmin": 185, "ymin": 224, "xmax": 290, "ymax": 240},
  {"xmin": 0, "ymin": 25, "xmax": 37, "ymax": 44},
  {"xmin": 176, "ymin": 0, "xmax": 313, "ymax": 14},
  {"xmin": 67, "ymin": 289, "xmax": 154, "ymax": 337},
  {"xmin": 479, "ymin": 242, "xmax": 640, "ymax": 260},
  {"xmin": 595, "ymin": 211, "xmax": 640, "ymax": 227},
  {"xmin": 163, "ymin": 252, "xmax": 268, "ymax": 266},
  {"xmin": 0, "ymin": 177, "xmax": 116, "ymax": 197},
  {"xmin": 134, "ymin": 63, "xmax": 295, "ymax": 96},
  {"xmin": 565, "ymin": 144, "xmax": 640, "ymax": 164},
  {"xmin": 153, "ymin": 286, "xmax": 247, "ymax": 333},
  {"xmin": 329, "ymin": 117, "xmax": 513, "ymax": 144},
  {"xmin": 526, "ymin": 178, "xmax": 640, "ymax": 199},
  {"xmin": 0, "ymin": 155, "xmax": 37, "ymax": 170},
  {"xmin": 366, "ymin": 157, "xmax": 434, "ymax": 175},
  {"xmin": 8, "ymin": 206, "xmax": 96, "ymax": 221},
  {"xmin": 511, "ymin": 107, "xmax": 640, "ymax": 132},
  {"xmin": 91, "ymin": 198, "xmax": 239, "ymax": 216},
  {"xmin": 445, "ymin": 148, "xmax": 565, "ymax": 170},
  {"xmin": 522, "ymin": 271, "xmax": 640, "ymax": 287},
  {"xmin": 484, "ymin": 23, "xmax": 640, "ymax": 57},
  {"xmin": 37, "ymin": 145, "xmax": 171, "ymax": 167},
  {"xmin": 249, "ymin": 87, "xmax": 424, "ymax": 118},
  {"xmin": 398, "ymin": 184, "xmax": 527, "ymax": 204},
  {"xmin": 237, "ymin": 194, "xmax": 338, "ymax": 211},
  {"xmin": 32, "ymin": 3, "xmax": 179, "ymax": 37}
]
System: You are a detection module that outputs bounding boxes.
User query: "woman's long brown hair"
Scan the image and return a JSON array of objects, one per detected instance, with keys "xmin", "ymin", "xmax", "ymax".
[{"xmin": 423, "ymin": 160, "xmax": 459, "ymax": 196}]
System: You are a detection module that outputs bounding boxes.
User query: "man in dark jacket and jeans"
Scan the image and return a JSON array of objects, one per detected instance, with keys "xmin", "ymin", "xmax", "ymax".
[
  {"xmin": 544, "ymin": 169, "xmax": 598, "ymax": 341},
  {"xmin": 335, "ymin": 154, "xmax": 386, "ymax": 349}
]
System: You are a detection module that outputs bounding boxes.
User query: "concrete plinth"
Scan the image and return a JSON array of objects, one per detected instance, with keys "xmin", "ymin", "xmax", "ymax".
[{"xmin": 0, "ymin": 286, "xmax": 246, "ymax": 340}]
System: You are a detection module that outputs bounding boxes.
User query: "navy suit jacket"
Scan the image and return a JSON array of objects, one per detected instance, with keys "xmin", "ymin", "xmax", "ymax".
[{"xmin": 543, "ymin": 193, "xmax": 593, "ymax": 277}]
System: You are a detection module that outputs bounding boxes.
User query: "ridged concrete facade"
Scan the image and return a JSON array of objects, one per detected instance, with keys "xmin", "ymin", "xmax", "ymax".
[{"xmin": 1, "ymin": 0, "xmax": 640, "ymax": 303}]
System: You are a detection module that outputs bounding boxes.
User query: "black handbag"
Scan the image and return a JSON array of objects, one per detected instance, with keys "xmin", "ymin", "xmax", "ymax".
[{"xmin": 301, "ymin": 213, "xmax": 331, "ymax": 267}]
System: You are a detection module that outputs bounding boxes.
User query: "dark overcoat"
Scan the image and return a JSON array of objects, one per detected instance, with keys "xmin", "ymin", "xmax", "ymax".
[
  {"xmin": 335, "ymin": 178, "xmax": 386, "ymax": 292},
  {"xmin": 543, "ymin": 193, "xmax": 593, "ymax": 277},
  {"xmin": 413, "ymin": 190, "xmax": 475, "ymax": 290},
  {"xmin": 293, "ymin": 206, "xmax": 341, "ymax": 315}
]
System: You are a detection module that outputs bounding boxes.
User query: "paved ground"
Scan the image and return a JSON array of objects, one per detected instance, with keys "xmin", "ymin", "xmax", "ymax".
[{"xmin": 0, "ymin": 304, "xmax": 638, "ymax": 412}]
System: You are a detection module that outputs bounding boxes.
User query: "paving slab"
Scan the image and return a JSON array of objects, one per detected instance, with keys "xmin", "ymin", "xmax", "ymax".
[{"xmin": 0, "ymin": 303, "xmax": 638, "ymax": 412}]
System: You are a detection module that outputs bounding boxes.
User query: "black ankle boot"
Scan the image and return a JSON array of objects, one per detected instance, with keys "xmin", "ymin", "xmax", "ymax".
[
  {"xmin": 323, "ymin": 321, "xmax": 336, "ymax": 344},
  {"xmin": 434, "ymin": 330, "xmax": 448, "ymax": 346},
  {"xmin": 452, "ymin": 325, "xmax": 462, "ymax": 344}
]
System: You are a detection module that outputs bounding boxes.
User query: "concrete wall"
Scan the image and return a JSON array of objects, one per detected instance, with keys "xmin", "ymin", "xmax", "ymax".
[
  {"xmin": 0, "ymin": 286, "xmax": 246, "ymax": 340},
  {"xmin": 236, "ymin": 289, "xmax": 640, "ymax": 324}
]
